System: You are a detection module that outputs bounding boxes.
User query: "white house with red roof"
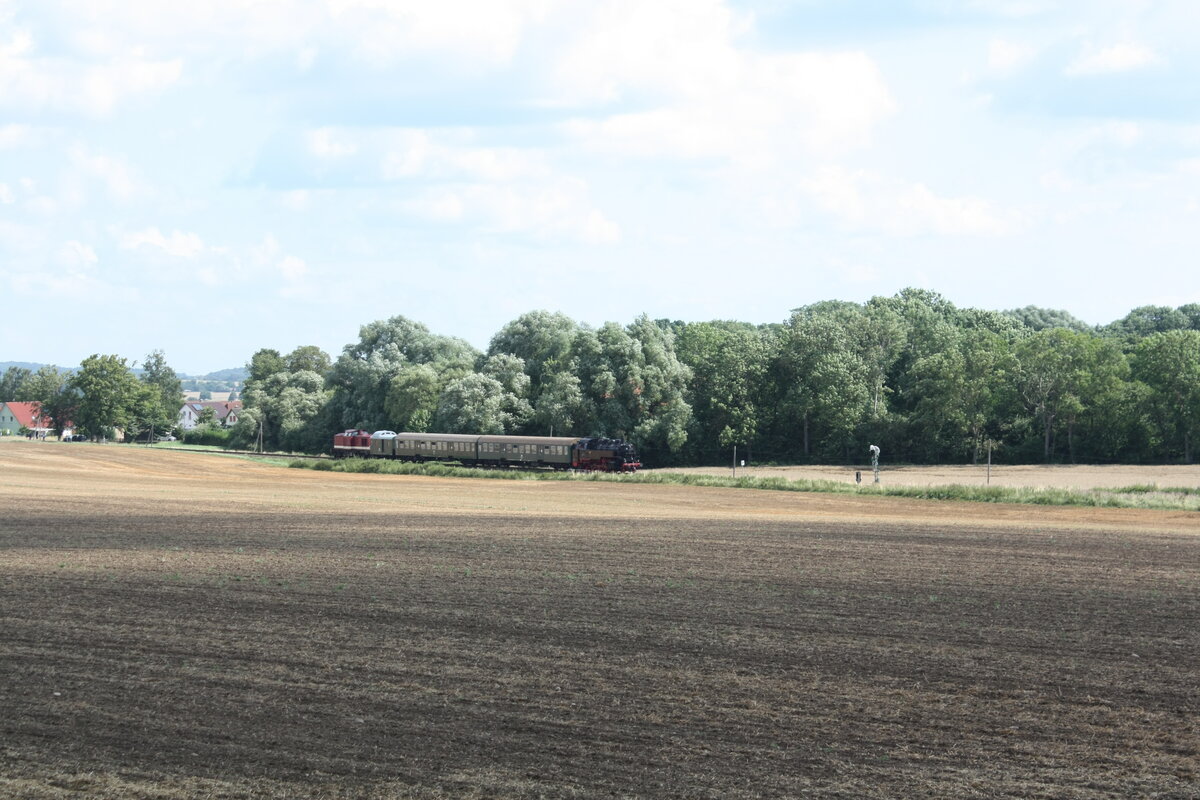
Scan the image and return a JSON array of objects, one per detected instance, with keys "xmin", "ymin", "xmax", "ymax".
[
  {"xmin": 178, "ymin": 400, "xmax": 242, "ymax": 430},
  {"xmin": 0, "ymin": 401, "xmax": 68, "ymax": 437}
]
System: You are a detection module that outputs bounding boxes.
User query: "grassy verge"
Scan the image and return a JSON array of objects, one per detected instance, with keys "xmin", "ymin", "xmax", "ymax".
[{"xmin": 287, "ymin": 458, "xmax": 1200, "ymax": 511}]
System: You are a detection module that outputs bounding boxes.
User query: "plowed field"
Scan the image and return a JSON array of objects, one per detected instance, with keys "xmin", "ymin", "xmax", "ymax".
[{"xmin": 2, "ymin": 442, "xmax": 1197, "ymax": 798}]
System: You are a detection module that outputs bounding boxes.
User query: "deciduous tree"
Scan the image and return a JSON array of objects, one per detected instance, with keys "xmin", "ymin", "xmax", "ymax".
[
  {"xmin": 1134, "ymin": 330, "xmax": 1200, "ymax": 462},
  {"xmin": 70, "ymin": 354, "xmax": 140, "ymax": 439}
]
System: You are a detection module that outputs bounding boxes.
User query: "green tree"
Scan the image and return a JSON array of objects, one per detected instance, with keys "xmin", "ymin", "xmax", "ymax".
[
  {"xmin": 23, "ymin": 366, "xmax": 68, "ymax": 405},
  {"xmin": 286, "ymin": 345, "xmax": 332, "ymax": 376},
  {"xmin": 234, "ymin": 369, "xmax": 331, "ymax": 452},
  {"xmin": 434, "ymin": 373, "xmax": 518, "ymax": 434},
  {"xmin": 0, "ymin": 366, "xmax": 33, "ymax": 400},
  {"xmin": 327, "ymin": 317, "xmax": 478, "ymax": 430},
  {"xmin": 384, "ymin": 364, "xmax": 441, "ymax": 432},
  {"xmin": 71, "ymin": 354, "xmax": 140, "ymax": 440},
  {"xmin": 139, "ymin": 350, "xmax": 182, "ymax": 436},
  {"xmin": 1003, "ymin": 306, "xmax": 1093, "ymax": 333},
  {"xmin": 856, "ymin": 299, "xmax": 906, "ymax": 421},
  {"xmin": 676, "ymin": 321, "xmax": 769, "ymax": 463},
  {"xmin": 488, "ymin": 311, "xmax": 579, "ymax": 398},
  {"xmin": 247, "ymin": 349, "xmax": 287, "ymax": 384},
  {"xmin": 26, "ymin": 366, "xmax": 77, "ymax": 437},
  {"xmin": 772, "ymin": 313, "xmax": 869, "ymax": 459},
  {"xmin": 1133, "ymin": 330, "xmax": 1200, "ymax": 462},
  {"xmin": 1102, "ymin": 305, "xmax": 1192, "ymax": 347},
  {"xmin": 481, "ymin": 353, "xmax": 534, "ymax": 430},
  {"xmin": 1015, "ymin": 330, "xmax": 1095, "ymax": 462},
  {"xmin": 1066, "ymin": 337, "xmax": 1136, "ymax": 463},
  {"xmin": 533, "ymin": 371, "xmax": 587, "ymax": 436},
  {"xmin": 568, "ymin": 317, "xmax": 691, "ymax": 456},
  {"xmin": 237, "ymin": 345, "xmax": 335, "ymax": 451},
  {"xmin": 909, "ymin": 327, "xmax": 1017, "ymax": 463}
]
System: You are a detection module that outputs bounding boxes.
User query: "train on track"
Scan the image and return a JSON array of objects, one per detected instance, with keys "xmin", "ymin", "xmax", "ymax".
[{"xmin": 332, "ymin": 429, "xmax": 642, "ymax": 472}]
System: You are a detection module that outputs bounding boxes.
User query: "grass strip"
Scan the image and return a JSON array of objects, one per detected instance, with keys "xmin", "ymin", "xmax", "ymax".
[{"xmin": 286, "ymin": 458, "xmax": 1200, "ymax": 511}]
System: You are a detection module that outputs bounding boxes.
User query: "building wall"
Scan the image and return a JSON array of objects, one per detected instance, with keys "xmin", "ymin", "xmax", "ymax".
[{"xmin": 0, "ymin": 402, "xmax": 21, "ymax": 435}]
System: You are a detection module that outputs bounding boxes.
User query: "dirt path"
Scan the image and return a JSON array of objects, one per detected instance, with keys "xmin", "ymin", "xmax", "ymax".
[{"xmin": 660, "ymin": 461, "xmax": 1200, "ymax": 490}]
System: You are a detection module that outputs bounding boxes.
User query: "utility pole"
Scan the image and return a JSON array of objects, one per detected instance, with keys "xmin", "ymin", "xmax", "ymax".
[{"xmin": 732, "ymin": 445, "xmax": 737, "ymax": 478}]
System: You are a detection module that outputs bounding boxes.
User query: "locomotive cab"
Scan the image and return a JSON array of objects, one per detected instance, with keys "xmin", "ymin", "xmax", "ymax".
[
  {"xmin": 573, "ymin": 437, "xmax": 641, "ymax": 472},
  {"xmin": 332, "ymin": 429, "xmax": 372, "ymax": 458}
]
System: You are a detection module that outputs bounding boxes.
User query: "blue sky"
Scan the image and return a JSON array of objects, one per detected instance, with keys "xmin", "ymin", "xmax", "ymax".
[{"xmin": 3, "ymin": 0, "xmax": 1199, "ymax": 374}]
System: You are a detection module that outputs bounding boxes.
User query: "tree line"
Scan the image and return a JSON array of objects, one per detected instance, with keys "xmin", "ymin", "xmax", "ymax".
[
  {"xmin": 6, "ymin": 289, "xmax": 1200, "ymax": 464},
  {"xmin": 2, "ymin": 352, "xmax": 181, "ymax": 442}
]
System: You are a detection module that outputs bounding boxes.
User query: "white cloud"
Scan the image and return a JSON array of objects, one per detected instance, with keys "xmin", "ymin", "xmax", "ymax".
[
  {"xmin": 277, "ymin": 254, "xmax": 307, "ymax": 280},
  {"xmin": 565, "ymin": 49, "xmax": 894, "ymax": 165},
  {"xmin": 373, "ymin": 128, "xmax": 611, "ymax": 243},
  {"xmin": 308, "ymin": 127, "xmax": 357, "ymax": 159},
  {"xmin": 1040, "ymin": 169, "xmax": 1074, "ymax": 192},
  {"xmin": 248, "ymin": 235, "xmax": 316, "ymax": 295},
  {"xmin": 895, "ymin": 183, "xmax": 1017, "ymax": 237},
  {"xmin": 845, "ymin": 262, "xmax": 882, "ymax": 285},
  {"xmin": 1065, "ymin": 42, "xmax": 1162, "ymax": 76},
  {"xmin": 69, "ymin": 145, "xmax": 144, "ymax": 199},
  {"xmin": 799, "ymin": 166, "xmax": 1019, "ymax": 237},
  {"xmin": 0, "ymin": 26, "xmax": 180, "ymax": 115},
  {"xmin": 110, "ymin": 227, "xmax": 315, "ymax": 297},
  {"xmin": 555, "ymin": 1, "xmax": 895, "ymax": 168},
  {"xmin": 550, "ymin": 0, "xmax": 747, "ymax": 104},
  {"xmin": 379, "ymin": 129, "xmax": 546, "ymax": 182},
  {"xmin": 281, "ymin": 189, "xmax": 310, "ymax": 210},
  {"xmin": 324, "ymin": 0, "xmax": 552, "ymax": 67},
  {"xmin": 987, "ymin": 39, "xmax": 1035, "ymax": 74},
  {"xmin": 965, "ymin": 0, "xmax": 1056, "ymax": 17},
  {"xmin": 0, "ymin": 123, "xmax": 32, "ymax": 147},
  {"xmin": 47, "ymin": 0, "xmax": 551, "ymax": 69},
  {"xmin": 407, "ymin": 179, "xmax": 620, "ymax": 244},
  {"xmin": 7, "ymin": 238, "xmax": 112, "ymax": 302},
  {"xmin": 119, "ymin": 227, "xmax": 205, "ymax": 258},
  {"xmin": 59, "ymin": 239, "xmax": 97, "ymax": 267},
  {"xmin": 0, "ymin": 183, "xmax": 12, "ymax": 204}
]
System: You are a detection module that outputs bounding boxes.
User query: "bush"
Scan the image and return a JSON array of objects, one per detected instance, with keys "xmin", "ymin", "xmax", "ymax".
[{"xmin": 182, "ymin": 424, "xmax": 232, "ymax": 447}]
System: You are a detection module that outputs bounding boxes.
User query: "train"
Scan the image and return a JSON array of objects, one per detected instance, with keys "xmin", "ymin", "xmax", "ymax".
[{"xmin": 332, "ymin": 429, "xmax": 642, "ymax": 472}]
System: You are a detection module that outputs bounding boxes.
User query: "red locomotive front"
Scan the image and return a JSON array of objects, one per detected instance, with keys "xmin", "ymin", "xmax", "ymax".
[{"xmin": 332, "ymin": 429, "xmax": 372, "ymax": 458}]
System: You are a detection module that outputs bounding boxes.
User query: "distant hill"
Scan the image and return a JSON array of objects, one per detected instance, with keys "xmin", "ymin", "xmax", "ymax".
[
  {"xmin": 200, "ymin": 367, "xmax": 248, "ymax": 382},
  {"xmin": 0, "ymin": 362, "xmax": 74, "ymax": 374},
  {"xmin": 2, "ymin": 362, "xmax": 246, "ymax": 382},
  {"xmin": 180, "ymin": 368, "xmax": 247, "ymax": 393}
]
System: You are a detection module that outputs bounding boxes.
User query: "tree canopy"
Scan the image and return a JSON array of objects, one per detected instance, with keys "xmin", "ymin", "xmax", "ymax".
[{"xmin": 28, "ymin": 292, "xmax": 1200, "ymax": 465}]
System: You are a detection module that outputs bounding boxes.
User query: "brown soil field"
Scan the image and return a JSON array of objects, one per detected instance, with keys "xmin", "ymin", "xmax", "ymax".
[
  {"xmin": 660, "ymin": 463, "xmax": 1200, "ymax": 490},
  {"xmin": 2, "ymin": 441, "xmax": 1197, "ymax": 798}
]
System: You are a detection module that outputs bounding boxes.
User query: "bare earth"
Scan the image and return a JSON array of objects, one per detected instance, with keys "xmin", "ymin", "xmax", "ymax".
[{"xmin": 1, "ymin": 441, "xmax": 1197, "ymax": 798}]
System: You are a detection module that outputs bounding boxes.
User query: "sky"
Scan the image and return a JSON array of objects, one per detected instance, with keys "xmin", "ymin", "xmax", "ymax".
[{"xmin": 3, "ymin": 0, "xmax": 1200, "ymax": 375}]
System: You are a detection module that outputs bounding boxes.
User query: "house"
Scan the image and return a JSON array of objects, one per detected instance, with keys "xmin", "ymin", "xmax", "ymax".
[
  {"xmin": 0, "ymin": 401, "xmax": 67, "ymax": 437},
  {"xmin": 178, "ymin": 400, "xmax": 242, "ymax": 430}
]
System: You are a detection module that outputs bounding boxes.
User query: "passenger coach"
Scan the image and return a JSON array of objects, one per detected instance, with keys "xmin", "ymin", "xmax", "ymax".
[{"xmin": 333, "ymin": 430, "xmax": 640, "ymax": 472}]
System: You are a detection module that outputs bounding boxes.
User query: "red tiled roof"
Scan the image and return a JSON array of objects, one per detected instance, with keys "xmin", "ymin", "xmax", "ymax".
[
  {"xmin": 183, "ymin": 400, "xmax": 242, "ymax": 421},
  {"xmin": 4, "ymin": 401, "xmax": 52, "ymax": 428}
]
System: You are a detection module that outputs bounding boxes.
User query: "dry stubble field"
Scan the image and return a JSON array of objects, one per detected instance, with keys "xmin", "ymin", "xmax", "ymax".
[{"xmin": 1, "ymin": 441, "xmax": 1197, "ymax": 798}]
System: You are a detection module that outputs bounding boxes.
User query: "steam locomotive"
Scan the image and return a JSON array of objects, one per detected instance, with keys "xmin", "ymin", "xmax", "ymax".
[{"xmin": 332, "ymin": 430, "xmax": 641, "ymax": 472}]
